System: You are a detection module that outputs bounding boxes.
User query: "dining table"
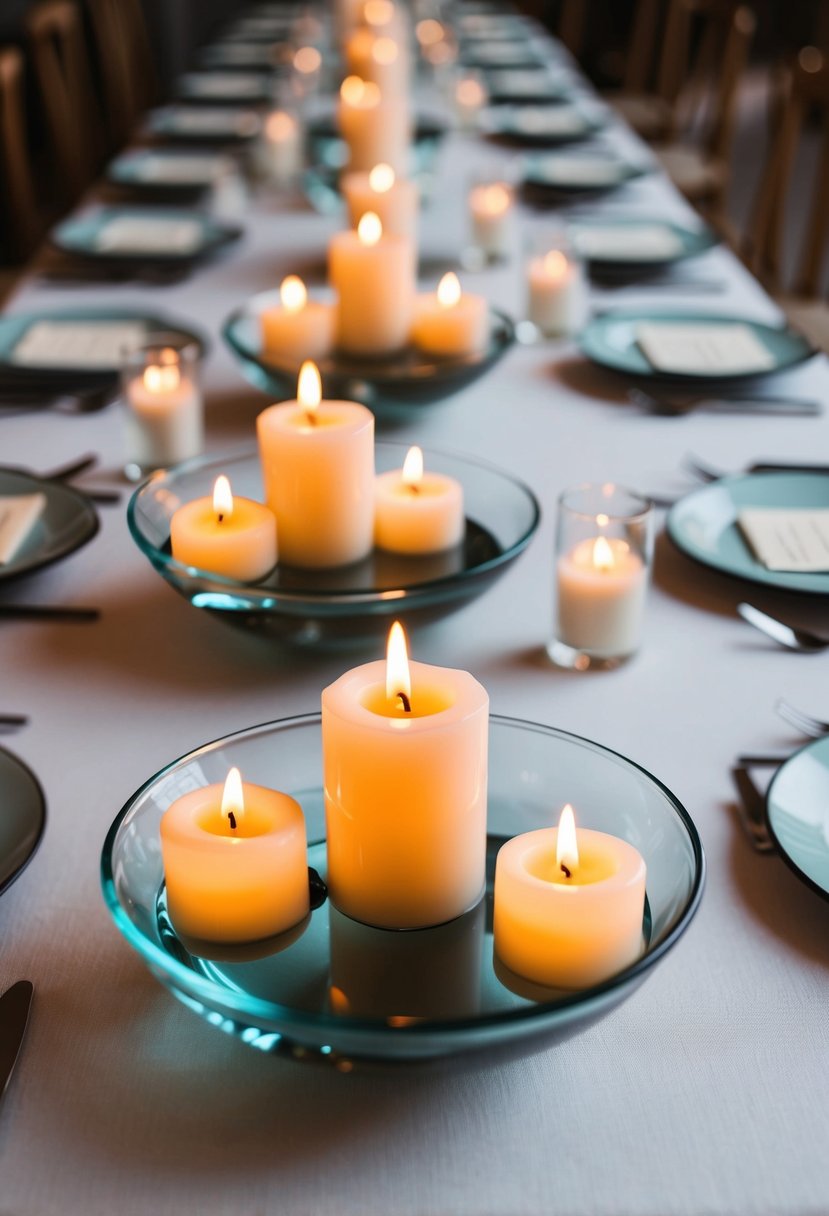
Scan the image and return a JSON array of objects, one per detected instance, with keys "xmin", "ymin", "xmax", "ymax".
[{"xmin": 1, "ymin": 12, "xmax": 829, "ymax": 1216}]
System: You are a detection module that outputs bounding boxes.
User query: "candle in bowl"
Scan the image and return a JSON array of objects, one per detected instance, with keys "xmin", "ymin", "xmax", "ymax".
[
  {"xmin": 260, "ymin": 275, "xmax": 335, "ymax": 364},
  {"xmin": 345, "ymin": 27, "xmax": 408, "ymax": 94},
  {"xmin": 321, "ymin": 621, "xmax": 489, "ymax": 929},
  {"xmin": 468, "ymin": 180, "xmax": 514, "ymax": 260},
  {"xmin": 411, "ymin": 271, "xmax": 489, "ymax": 358},
  {"xmin": 122, "ymin": 342, "xmax": 203, "ymax": 475},
  {"xmin": 374, "ymin": 444, "xmax": 465, "ymax": 554},
  {"xmin": 170, "ymin": 475, "xmax": 278, "ymax": 582},
  {"xmin": 256, "ymin": 360, "xmax": 375, "ymax": 567},
  {"xmin": 256, "ymin": 109, "xmax": 302, "ymax": 186},
  {"xmin": 494, "ymin": 803, "xmax": 646, "ymax": 988},
  {"xmin": 527, "ymin": 246, "xmax": 588, "ymax": 337},
  {"xmin": 337, "ymin": 75, "xmax": 411, "ymax": 173},
  {"xmin": 160, "ymin": 766, "xmax": 310, "ymax": 943},
  {"xmin": 454, "ymin": 74, "xmax": 487, "ymax": 131},
  {"xmin": 329, "ymin": 211, "xmax": 415, "ymax": 356},
  {"xmin": 341, "ymin": 162, "xmax": 419, "ymax": 244}
]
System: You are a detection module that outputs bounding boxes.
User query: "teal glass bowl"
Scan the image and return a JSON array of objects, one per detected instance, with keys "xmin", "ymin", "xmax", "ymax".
[
  {"xmin": 127, "ymin": 444, "xmax": 539, "ymax": 647},
  {"xmin": 100, "ymin": 714, "xmax": 704, "ymax": 1066}
]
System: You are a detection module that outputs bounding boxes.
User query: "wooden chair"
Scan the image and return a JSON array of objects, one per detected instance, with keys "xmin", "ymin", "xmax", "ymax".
[
  {"xmin": 607, "ymin": 0, "xmax": 686, "ymax": 142},
  {"xmin": 0, "ymin": 45, "xmax": 45, "ymax": 266},
  {"xmin": 113, "ymin": 0, "xmax": 158, "ymax": 114},
  {"xmin": 744, "ymin": 47, "xmax": 829, "ymax": 352},
  {"xmin": 26, "ymin": 0, "xmax": 102, "ymax": 204},
  {"xmin": 653, "ymin": 2, "xmax": 757, "ymax": 226},
  {"xmin": 84, "ymin": 0, "xmax": 140, "ymax": 151}
]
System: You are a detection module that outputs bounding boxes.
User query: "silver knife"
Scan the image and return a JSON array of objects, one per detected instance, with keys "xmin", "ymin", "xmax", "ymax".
[{"xmin": 0, "ymin": 981, "xmax": 33, "ymax": 1105}]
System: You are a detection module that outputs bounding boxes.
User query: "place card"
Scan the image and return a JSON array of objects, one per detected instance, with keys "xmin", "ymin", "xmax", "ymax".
[
  {"xmin": 738, "ymin": 508, "xmax": 829, "ymax": 572},
  {"xmin": 512, "ymin": 106, "xmax": 587, "ymax": 136},
  {"xmin": 181, "ymin": 73, "xmax": 268, "ymax": 99},
  {"xmin": 531, "ymin": 156, "xmax": 627, "ymax": 187},
  {"xmin": 140, "ymin": 154, "xmax": 231, "ymax": 184},
  {"xmin": 11, "ymin": 320, "xmax": 147, "ymax": 368},
  {"xmin": 490, "ymin": 70, "xmax": 559, "ymax": 95},
  {"xmin": 95, "ymin": 216, "xmax": 204, "ymax": 255},
  {"xmin": 636, "ymin": 322, "xmax": 776, "ymax": 376},
  {"xmin": 162, "ymin": 107, "xmax": 260, "ymax": 137},
  {"xmin": 573, "ymin": 224, "xmax": 683, "ymax": 261},
  {"xmin": 0, "ymin": 493, "xmax": 46, "ymax": 565}
]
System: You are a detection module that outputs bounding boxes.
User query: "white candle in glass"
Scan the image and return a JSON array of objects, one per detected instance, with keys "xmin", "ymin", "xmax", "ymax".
[
  {"xmin": 528, "ymin": 248, "xmax": 588, "ymax": 336},
  {"xmin": 124, "ymin": 346, "xmax": 203, "ymax": 471},
  {"xmin": 260, "ymin": 275, "xmax": 335, "ymax": 364},
  {"xmin": 556, "ymin": 533, "xmax": 647, "ymax": 658},
  {"xmin": 454, "ymin": 75, "xmax": 487, "ymax": 130},
  {"xmin": 329, "ymin": 211, "xmax": 415, "ymax": 355},
  {"xmin": 257, "ymin": 110, "xmax": 302, "ymax": 186},
  {"xmin": 341, "ymin": 162, "xmax": 419, "ymax": 243},
  {"xmin": 411, "ymin": 271, "xmax": 489, "ymax": 357},
  {"xmin": 469, "ymin": 181, "xmax": 514, "ymax": 259}
]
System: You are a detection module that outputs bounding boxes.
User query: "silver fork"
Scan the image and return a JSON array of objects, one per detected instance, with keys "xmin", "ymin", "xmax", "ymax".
[
  {"xmin": 628, "ymin": 394, "xmax": 822, "ymax": 418},
  {"xmin": 737, "ymin": 603, "xmax": 829, "ymax": 653},
  {"xmin": 775, "ymin": 697, "xmax": 829, "ymax": 737}
]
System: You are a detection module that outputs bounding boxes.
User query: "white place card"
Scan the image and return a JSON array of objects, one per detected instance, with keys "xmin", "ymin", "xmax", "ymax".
[
  {"xmin": 11, "ymin": 320, "xmax": 147, "ymax": 368},
  {"xmin": 491, "ymin": 70, "xmax": 556, "ymax": 93},
  {"xmin": 139, "ymin": 154, "xmax": 230, "ymax": 184},
  {"xmin": 738, "ymin": 508, "xmax": 829, "ymax": 572},
  {"xmin": 533, "ymin": 156, "xmax": 626, "ymax": 186},
  {"xmin": 95, "ymin": 216, "xmax": 204, "ymax": 255},
  {"xmin": 0, "ymin": 493, "xmax": 46, "ymax": 564},
  {"xmin": 209, "ymin": 43, "xmax": 271, "ymax": 65},
  {"xmin": 513, "ymin": 106, "xmax": 587, "ymax": 136},
  {"xmin": 636, "ymin": 322, "xmax": 776, "ymax": 376},
  {"xmin": 162, "ymin": 107, "xmax": 260, "ymax": 136},
  {"xmin": 573, "ymin": 224, "xmax": 683, "ymax": 261},
  {"xmin": 182, "ymin": 73, "xmax": 266, "ymax": 98}
]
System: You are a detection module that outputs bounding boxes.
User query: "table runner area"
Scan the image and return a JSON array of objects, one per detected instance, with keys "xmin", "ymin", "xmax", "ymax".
[{"xmin": 1, "ymin": 21, "xmax": 829, "ymax": 1216}]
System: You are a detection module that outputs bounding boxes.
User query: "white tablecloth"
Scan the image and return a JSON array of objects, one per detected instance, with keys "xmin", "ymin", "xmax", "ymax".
[{"xmin": 2, "ymin": 32, "xmax": 829, "ymax": 1216}]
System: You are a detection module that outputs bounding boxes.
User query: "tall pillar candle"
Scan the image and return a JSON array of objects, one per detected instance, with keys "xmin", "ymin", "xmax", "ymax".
[
  {"xmin": 329, "ymin": 211, "xmax": 415, "ymax": 355},
  {"xmin": 341, "ymin": 163, "xmax": 419, "ymax": 243},
  {"xmin": 337, "ymin": 75, "xmax": 411, "ymax": 173}
]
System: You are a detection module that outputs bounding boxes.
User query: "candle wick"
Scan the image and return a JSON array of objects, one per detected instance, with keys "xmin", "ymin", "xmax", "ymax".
[
  {"xmin": 305, "ymin": 410, "xmax": 317, "ymax": 427},
  {"xmin": 396, "ymin": 691, "xmax": 412, "ymax": 714},
  {"xmin": 408, "ymin": 484, "xmax": 420, "ymax": 495},
  {"xmin": 217, "ymin": 513, "xmax": 224, "ymax": 524},
  {"xmin": 228, "ymin": 810, "xmax": 237, "ymax": 831},
  {"xmin": 560, "ymin": 862, "xmax": 571, "ymax": 879}
]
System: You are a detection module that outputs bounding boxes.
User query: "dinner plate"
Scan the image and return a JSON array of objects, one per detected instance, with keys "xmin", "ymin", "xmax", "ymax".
[
  {"xmin": 523, "ymin": 152, "xmax": 649, "ymax": 197},
  {"xmin": 147, "ymin": 104, "xmax": 262, "ymax": 144},
  {"xmin": 666, "ymin": 472, "xmax": 829, "ymax": 595},
  {"xmin": 482, "ymin": 103, "xmax": 604, "ymax": 147},
  {"xmin": 487, "ymin": 69, "xmax": 572, "ymax": 104},
  {"xmin": 198, "ymin": 41, "xmax": 279, "ymax": 70},
  {"xmin": 580, "ymin": 311, "xmax": 815, "ymax": 383},
  {"xmin": 461, "ymin": 43, "xmax": 546, "ymax": 69},
  {"xmin": 0, "ymin": 468, "xmax": 99, "ymax": 583},
  {"xmin": 51, "ymin": 208, "xmax": 242, "ymax": 265},
  {"xmin": 569, "ymin": 216, "xmax": 719, "ymax": 273},
  {"xmin": 0, "ymin": 746, "xmax": 46, "ymax": 897},
  {"xmin": 223, "ymin": 294, "xmax": 514, "ymax": 407},
  {"xmin": 178, "ymin": 71, "xmax": 274, "ymax": 106},
  {"xmin": 105, "ymin": 149, "xmax": 234, "ymax": 201},
  {"xmin": 766, "ymin": 737, "xmax": 829, "ymax": 902},
  {"xmin": 101, "ymin": 715, "xmax": 704, "ymax": 1064}
]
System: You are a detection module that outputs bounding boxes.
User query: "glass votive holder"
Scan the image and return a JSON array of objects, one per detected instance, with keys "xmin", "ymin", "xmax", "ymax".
[
  {"xmin": 121, "ymin": 337, "xmax": 204, "ymax": 481},
  {"xmin": 465, "ymin": 172, "xmax": 515, "ymax": 267},
  {"xmin": 524, "ymin": 229, "xmax": 588, "ymax": 340},
  {"xmin": 253, "ymin": 107, "xmax": 304, "ymax": 187},
  {"xmin": 547, "ymin": 484, "xmax": 654, "ymax": 671},
  {"xmin": 452, "ymin": 70, "xmax": 488, "ymax": 131},
  {"xmin": 292, "ymin": 44, "xmax": 324, "ymax": 99}
]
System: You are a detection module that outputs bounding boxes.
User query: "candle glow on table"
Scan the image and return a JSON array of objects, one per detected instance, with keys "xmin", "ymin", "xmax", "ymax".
[
  {"xmin": 257, "ymin": 110, "xmax": 302, "ymax": 185},
  {"xmin": 260, "ymin": 275, "xmax": 335, "ymax": 364},
  {"xmin": 124, "ymin": 345, "xmax": 203, "ymax": 471},
  {"xmin": 160, "ymin": 766, "xmax": 310, "ymax": 943},
  {"xmin": 469, "ymin": 182, "xmax": 514, "ymax": 259},
  {"xmin": 454, "ymin": 76, "xmax": 487, "ymax": 130},
  {"xmin": 374, "ymin": 444, "xmax": 465, "ymax": 554},
  {"xmin": 170, "ymin": 475, "xmax": 278, "ymax": 582},
  {"xmin": 329, "ymin": 211, "xmax": 415, "ymax": 355},
  {"xmin": 341, "ymin": 162, "xmax": 419, "ymax": 243},
  {"xmin": 527, "ymin": 248, "xmax": 588, "ymax": 336},
  {"xmin": 337, "ymin": 75, "xmax": 410, "ymax": 172},
  {"xmin": 494, "ymin": 803, "xmax": 647, "ymax": 988},
  {"xmin": 256, "ymin": 360, "xmax": 375, "ymax": 567},
  {"xmin": 557, "ymin": 529, "xmax": 647, "ymax": 659},
  {"xmin": 411, "ymin": 271, "xmax": 489, "ymax": 357},
  {"xmin": 321, "ymin": 621, "xmax": 489, "ymax": 929}
]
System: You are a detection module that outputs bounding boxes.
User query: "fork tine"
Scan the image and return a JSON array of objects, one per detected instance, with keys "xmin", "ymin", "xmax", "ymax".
[
  {"xmin": 683, "ymin": 453, "xmax": 726, "ymax": 482},
  {"xmin": 774, "ymin": 697, "xmax": 829, "ymax": 737}
]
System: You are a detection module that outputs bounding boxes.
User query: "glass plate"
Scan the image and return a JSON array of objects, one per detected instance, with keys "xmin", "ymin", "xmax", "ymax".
[
  {"xmin": 51, "ymin": 208, "xmax": 242, "ymax": 266},
  {"xmin": 0, "ymin": 746, "xmax": 46, "ymax": 896},
  {"xmin": 487, "ymin": 69, "xmax": 572, "ymax": 104},
  {"xmin": 0, "ymin": 469, "xmax": 99, "ymax": 583},
  {"xmin": 128, "ymin": 445, "xmax": 540, "ymax": 646},
  {"xmin": 523, "ymin": 153, "xmax": 649, "ymax": 199},
  {"xmin": 667, "ymin": 472, "xmax": 829, "ymax": 596},
  {"xmin": 223, "ymin": 295, "xmax": 515, "ymax": 408},
  {"xmin": 482, "ymin": 103, "xmax": 604, "ymax": 147},
  {"xmin": 580, "ymin": 310, "xmax": 815, "ymax": 383},
  {"xmin": 766, "ymin": 736, "xmax": 829, "ymax": 902},
  {"xmin": 569, "ymin": 216, "xmax": 719, "ymax": 274},
  {"xmin": 100, "ymin": 714, "xmax": 704, "ymax": 1064}
]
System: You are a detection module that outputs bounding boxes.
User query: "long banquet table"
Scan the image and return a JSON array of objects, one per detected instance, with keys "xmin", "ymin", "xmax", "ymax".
[{"xmin": 1, "ymin": 22, "xmax": 829, "ymax": 1216}]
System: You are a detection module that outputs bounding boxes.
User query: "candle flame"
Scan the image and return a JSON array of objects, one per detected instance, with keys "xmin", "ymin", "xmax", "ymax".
[
  {"xmin": 543, "ymin": 249, "xmax": 568, "ymax": 279},
  {"xmin": 294, "ymin": 45, "xmax": 321, "ymax": 73},
  {"xmin": 402, "ymin": 445, "xmax": 423, "ymax": 488},
  {"xmin": 483, "ymin": 183, "xmax": 511, "ymax": 213},
  {"xmin": 280, "ymin": 275, "xmax": 307, "ymax": 313},
  {"xmin": 364, "ymin": 0, "xmax": 394, "ymax": 27},
  {"xmin": 385, "ymin": 620, "xmax": 411, "ymax": 706},
  {"xmin": 369, "ymin": 163, "xmax": 395, "ymax": 193},
  {"xmin": 143, "ymin": 360, "xmax": 181, "ymax": 394},
  {"xmin": 592, "ymin": 535, "xmax": 614, "ymax": 572},
  {"xmin": 416, "ymin": 18, "xmax": 444, "ymax": 46},
  {"xmin": 556, "ymin": 803, "xmax": 579, "ymax": 876},
  {"xmin": 266, "ymin": 110, "xmax": 296, "ymax": 140},
  {"xmin": 456, "ymin": 77, "xmax": 485, "ymax": 106},
  {"xmin": 437, "ymin": 271, "xmax": 461, "ymax": 309},
  {"xmin": 213, "ymin": 475, "xmax": 234, "ymax": 521},
  {"xmin": 341, "ymin": 75, "xmax": 380, "ymax": 107},
  {"xmin": 372, "ymin": 36, "xmax": 398, "ymax": 64},
  {"xmin": 298, "ymin": 360, "xmax": 322, "ymax": 415},
  {"xmin": 358, "ymin": 211, "xmax": 383, "ymax": 245},
  {"xmin": 596, "ymin": 513, "xmax": 609, "ymax": 527},
  {"xmin": 221, "ymin": 766, "xmax": 244, "ymax": 830}
]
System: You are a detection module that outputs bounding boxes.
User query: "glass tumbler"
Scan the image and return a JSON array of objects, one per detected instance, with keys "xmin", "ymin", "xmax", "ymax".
[{"xmin": 122, "ymin": 337, "xmax": 204, "ymax": 481}]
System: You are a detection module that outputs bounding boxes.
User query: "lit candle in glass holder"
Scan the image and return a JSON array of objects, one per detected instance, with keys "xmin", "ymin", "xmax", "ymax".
[
  {"xmin": 122, "ymin": 339, "xmax": 203, "ymax": 477},
  {"xmin": 468, "ymin": 180, "xmax": 514, "ymax": 261},
  {"xmin": 527, "ymin": 239, "xmax": 588, "ymax": 337},
  {"xmin": 293, "ymin": 45, "xmax": 322, "ymax": 96},
  {"xmin": 259, "ymin": 275, "xmax": 335, "ymax": 363},
  {"xmin": 257, "ymin": 109, "xmax": 302, "ymax": 186},
  {"xmin": 454, "ymin": 74, "xmax": 488, "ymax": 130}
]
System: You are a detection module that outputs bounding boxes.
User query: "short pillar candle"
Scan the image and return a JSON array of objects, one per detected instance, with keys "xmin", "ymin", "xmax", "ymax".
[
  {"xmin": 374, "ymin": 445, "xmax": 465, "ymax": 554},
  {"xmin": 170, "ymin": 475, "xmax": 277, "ymax": 582},
  {"xmin": 259, "ymin": 275, "xmax": 335, "ymax": 365},
  {"xmin": 329, "ymin": 211, "xmax": 415, "ymax": 355},
  {"xmin": 411, "ymin": 271, "xmax": 489, "ymax": 358}
]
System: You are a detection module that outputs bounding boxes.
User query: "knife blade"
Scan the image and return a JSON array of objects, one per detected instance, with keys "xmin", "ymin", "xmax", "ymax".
[
  {"xmin": 749, "ymin": 461, "xmax": 829, "ymax": 474},
  {"xmin": 0, "ymin": 981, "xmax": 33, "ymax": 1105}
]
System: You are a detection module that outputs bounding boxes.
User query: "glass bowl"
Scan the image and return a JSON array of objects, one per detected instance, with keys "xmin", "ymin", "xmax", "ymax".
[
  {"xmin": 127, "ymin": 444, "xmax": 540, "ymax": 647},
  {"xmin": 223, "ymin": 295, "xmax": 515, "ymax": 409},
  {"xmin": 101, "ymin": 714, "xmax": 705, "ymax": 1065}
]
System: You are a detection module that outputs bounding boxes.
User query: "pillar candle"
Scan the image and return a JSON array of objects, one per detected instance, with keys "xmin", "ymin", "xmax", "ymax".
[
  {"xmin": 160, "ymin": 767, "xmax": 310, "ymax": 943},
  {"xmin": 345, "ymin": 27, "xmax": 408, "ymax": 94},
  {"xmin": 170, "ymin": 475, "xmax": 278, "ymax": 582},
  {"xmin": 528, "ymin": 248, "xmax": 588, "ymax": 336},
  {"xmin": 494, "ymin": 804, "xmax": 646, "ymax": 988},
  {"xmin": 256, "ymin": 361, "xmax": 375, "ymax": 567},
  {"xmin": 557, "ymin": 535, "xmax": 647, "ymax": 658},
  {"xmin": 329, "ymin": 211, "xmax": 415, "ymax": 355},
  {"xmin": 375, "ymin": 445, "xmax": 465, "ymax": 554},
  {"xmin": 337, "ymin": 75, "xmax": 411, "ymax": 173},
  {"xmin": 124, "ymin": 348, "xmax": 203, "ymax": 470},
  {"xmin": 468, "ymin": 181, "xmax": 514, "ymax": 259},
  {"xmin": 341, "ymin": 163, "xmax": 419, "ymax": 243},
  {"xmin": 260, "ymin": 276, "xmax": 335, "ymax": 364},
  {"xmin": 411, "ymin": 271, "xmax": 489, "ymax": 357},
  {"xmin": 321, "ymin": 622, "xmax": 489, "ymax": 929}
]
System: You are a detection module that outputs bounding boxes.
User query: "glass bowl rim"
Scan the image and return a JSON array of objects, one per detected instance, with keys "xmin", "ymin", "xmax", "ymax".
[
  {"xmin": 558, "ymin": 482, "xmax": 653, "ymax": 523},
  {"xmin": 100, "ymin": 711, "xmax": 706, "ymax": 1038},
  {"xmin": 126, "ymin": 441, "xmax": 542, "ymax": 603}
]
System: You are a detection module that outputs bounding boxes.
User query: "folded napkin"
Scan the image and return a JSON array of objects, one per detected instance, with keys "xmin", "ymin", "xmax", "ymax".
[
  {"xmin": 739, "ymin": 508, "xmax": 829, "ymax": 572},
  {"xmin": 637, "ymin": 322, "xmax": 776, "ymax": 376},
  {"xmin": 0, "ymin": 493, "xmax": 46, "ymax": 564},
  {"xmin": 95, "ymin": 216, "xmax": 204, "ymax": 255},
  {"xmin": 512, "ymin": 106, "xmax": 587, "ymax": 136},
  {"xmin": 11, "ymin": 320, "xmax": 147, "ymax": 368}
]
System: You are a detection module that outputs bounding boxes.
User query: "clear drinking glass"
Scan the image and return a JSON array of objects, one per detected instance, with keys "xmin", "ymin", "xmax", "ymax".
[
  {"xmin": 548, "ymin": 483, "xmax": 654, "ymax": 671},
  {"xmin": 121, "ymin": 336, "xmax": 204, "ymax": 481}
]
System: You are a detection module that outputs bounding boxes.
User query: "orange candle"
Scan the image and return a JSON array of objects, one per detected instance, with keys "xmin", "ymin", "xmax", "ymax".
[
  {"xmin": 411, "ymin": 271, "xmax": 489, "ymax": 357},
  {"xmin": 374, "ymin": 445, "xmax": 464, "ymax": 553},
  {"xmin": 170, "ymin": 475, "xmax": 277, "ymax": 582},
  {"xmin": 259, "ymin": 276, "xmax": 335, "ymax": 364},
  {"xmin": 329, "ymin": 211, "xmax": 415, "ymax": 355}
]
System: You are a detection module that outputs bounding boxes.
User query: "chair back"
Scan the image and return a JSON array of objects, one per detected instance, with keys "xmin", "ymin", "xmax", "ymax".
[
  {"xmin": 0, "ymin": 46, "xmax": 42, "ymax": 260},
  {"xmin": 84, "ymin": 0, "xmax": 138, "ymax": 149}
]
